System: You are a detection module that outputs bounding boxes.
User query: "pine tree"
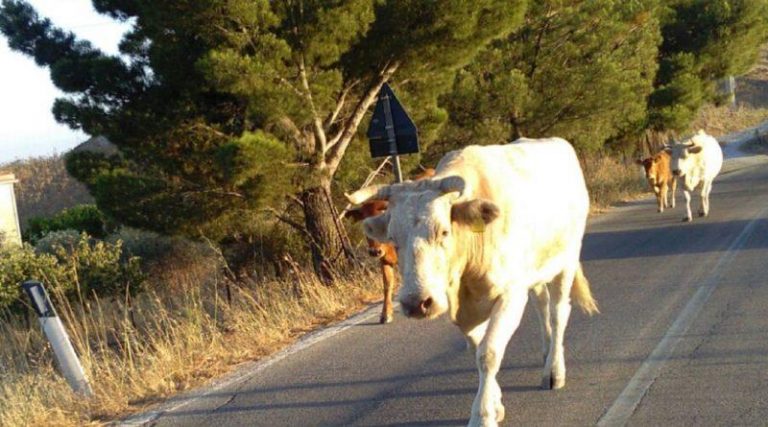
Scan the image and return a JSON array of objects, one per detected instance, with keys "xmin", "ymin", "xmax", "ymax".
[
  {"xmin": 649, "ymin": 0, "xmax": 768, "ymax": 131},
  {"xmin": 0, "ymin": 0, "xmax": 526, "ymax": 281},
  {"xmin": 437, "ymin": 0, "xmax": 661, "ymax": 154}
]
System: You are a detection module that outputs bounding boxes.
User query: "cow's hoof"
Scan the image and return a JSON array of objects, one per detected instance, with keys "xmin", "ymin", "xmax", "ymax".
[
  {"xmin": 552, "ymin": 376, "xmax": 566, "ymax": 390},
  {"xmin": 682, "ymin": 216, "xmax": 692, "ymax": 222},
  {"xmin": 541, "ymin": 374, "xmax": 565, "ymax": 390},
  {"xmin": 467, "ymin": 416, "xmax": 497, "ymax": 427},
  {"xmin": 495, "ymin": 401, "xmax": 505, "ymax": 422},
  {"xmin": 541, "ymin": 375, "xmax": 552, "ymax": 390},
  {"xmin": 698, "ymin": 211, "xmax": 707, "ymax": 217},
  {"xmin": 657, "ymin": 209, "xmax": 663, "ymax": 213},
  {"xmin": 379, "ymin": 313, "xmax": 393, "ymax": 324}
]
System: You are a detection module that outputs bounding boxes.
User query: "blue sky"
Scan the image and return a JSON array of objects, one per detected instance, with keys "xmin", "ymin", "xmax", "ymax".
[{"xmin": 0, "ymin": 0, "xmax": 132, "ymax": 164}]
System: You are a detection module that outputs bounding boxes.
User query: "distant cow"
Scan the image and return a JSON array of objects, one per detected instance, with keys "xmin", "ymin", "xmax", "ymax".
[
  {"xmin": 346, "ymin": 138, "xmax": 598, "ymax": 426},
  {"xmin": 344, "ymin": 168, "xmax": 435, "ymax": 324},
  {"xmin": 636, "ymin": 150, "xmax": 677, "ymax": 213},
  {"xmin": 665, "ymin": 130, "xmax": 723, "ymax": 222}
]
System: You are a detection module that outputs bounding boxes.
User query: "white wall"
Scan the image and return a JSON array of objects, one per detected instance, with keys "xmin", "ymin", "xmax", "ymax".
[{"xmin": 0, "ymin": 174, "xmax": 22, "ymax": 246}]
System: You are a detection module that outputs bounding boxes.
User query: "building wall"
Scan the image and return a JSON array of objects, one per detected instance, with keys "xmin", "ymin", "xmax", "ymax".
[{"xmin": 0, "ymin": 174, "xmax": 22, "ymax": 246}]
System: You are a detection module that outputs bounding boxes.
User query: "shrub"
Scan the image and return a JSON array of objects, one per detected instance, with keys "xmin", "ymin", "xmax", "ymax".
[
  {"xmin": 0, "ymin": 244, "xmax": 65, "ymax": 311},
  {"xmin": 0, "ymin": 233, "xmax": 145, "ymax": 312},
  {"xmin": 33, "ymin": 229, "xmax": 81, "ymax": 255},
  {"xmin": 24, "ymin": 205, "xmax": 113, "ymax": 242}
]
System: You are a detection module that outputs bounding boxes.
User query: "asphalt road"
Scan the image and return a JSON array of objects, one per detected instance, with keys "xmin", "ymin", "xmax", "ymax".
[{"xmin": 140, "ymin": 150, "xmax": 768, "ymax": 427}]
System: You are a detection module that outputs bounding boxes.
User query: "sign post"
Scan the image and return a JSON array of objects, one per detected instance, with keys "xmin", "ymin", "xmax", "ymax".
[
  {"xmin": 367, "ymin": 83, "xmax": 419, "ymax": 183},
  {"xmin": 22, "ymin": 281, "xmax": 93, "ymax": 397}
]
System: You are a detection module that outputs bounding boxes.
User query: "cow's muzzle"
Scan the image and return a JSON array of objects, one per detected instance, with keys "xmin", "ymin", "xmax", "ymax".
[
  {"xmin": 401, "ymin": 294, "xmax": 433, "ymax": 318},
  {"xmin": 368, "ymin": 247, "xmax": 384, "ymax": 258},
  {"xmin": 672, "ymin": 169, "xmax": 682, "ymax": 176}
]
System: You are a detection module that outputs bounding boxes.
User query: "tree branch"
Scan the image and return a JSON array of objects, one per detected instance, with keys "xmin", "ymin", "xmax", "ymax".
[
  {"xmin": 325, "ymin": 62, "xmax": 400, "ymax": 175},
  {"xmin": 298, "ymin": 54, "xmax": 328, "ymax": 156},
  {"xmin": 324, "ymin": 81, "xmax": 358, "ymax": 135}
]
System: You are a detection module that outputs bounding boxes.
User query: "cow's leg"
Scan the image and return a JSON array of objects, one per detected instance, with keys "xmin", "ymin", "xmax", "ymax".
[
  {"xmin": 464, "ymin": 320, "xmax": 489, "ymax": 352},
  {"xmin": 530, "ymin": 284, "xmax": 552, "ymax": 363},
  {"xmin": 542, "ymin": 266, "xmax": 576, "ymax": 390},
  {"xmin": 380, "ymin": 264, "xmax": 396, "ymax": 324},
  {"xmin": 699, "ymin": 180, "xmax": 712, "ymax": 217},
  {"xmin": 658, "ymin": 183, "xmax": 667, "ymax": 212},
  {"xmin": 469, "ymin": 288, "xmax": 528, "ymax": 427},
  {"xmin": 682, "ymin": 187, "xmax": 693, "ymax": 222},
  {"xmin": 669, "ymin": 176, "xmax": 677, "ymax": 208}
]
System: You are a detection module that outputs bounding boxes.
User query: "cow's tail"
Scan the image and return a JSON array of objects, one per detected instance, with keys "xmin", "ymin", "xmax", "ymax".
[{"xmin": 571, "ymin": 263, "xmax": 599, "ymax": 315}]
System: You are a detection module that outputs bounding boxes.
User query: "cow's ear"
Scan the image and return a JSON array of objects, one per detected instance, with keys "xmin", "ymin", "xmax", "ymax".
[
  {"xmin": 344, "ymin": 208, "xmax": 364, "ymax": 223},
  {"xmin": 363, "ymin": 212, "xmax": 390, "ymax": 242},
  {"xmin": 688, "ymin": 145, "xmax": 703, "ymax": 154},
  {"xmin": 451, "ymin": 199, "xmax": 500, "ymax": 231}
]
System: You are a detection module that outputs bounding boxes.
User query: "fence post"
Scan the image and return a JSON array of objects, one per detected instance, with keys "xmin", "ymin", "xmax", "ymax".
[{"xmin": 22, "ymin": 281, "xmax": 94, "ymax": 397}]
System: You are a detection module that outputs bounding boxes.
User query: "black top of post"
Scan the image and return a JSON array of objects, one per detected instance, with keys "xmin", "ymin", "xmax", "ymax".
[{"xmin": 22, "ymin": 281, "xmax": 57, "ymax": 318}]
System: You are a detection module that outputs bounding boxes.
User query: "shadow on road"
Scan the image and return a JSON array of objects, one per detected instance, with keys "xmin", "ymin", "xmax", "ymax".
[{"xmin": 583, "ymin": 218, "xmax": 768, "ymax": 261}]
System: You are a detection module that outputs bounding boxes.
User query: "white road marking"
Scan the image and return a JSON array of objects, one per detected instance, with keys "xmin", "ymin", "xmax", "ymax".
[
  {"xmin": 117, "ymin": 303, "xmax": 385, "ymax": 426},
  {"xmin": 597, "ymin": 205, "xmax": 768, "ymax": 427}
]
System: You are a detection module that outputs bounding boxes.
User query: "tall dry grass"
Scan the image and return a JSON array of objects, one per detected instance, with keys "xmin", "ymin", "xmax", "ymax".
[
  {"xmin": 0, "ymin": 266, "xmax": 380, "ymax": 426},
  {"xmin": 689, "ymin": 104, "xmax": 768, "ymax": 137},
  {"xmin": 581, "ymin": 153, "xmax": 647, "ymax": 213}
]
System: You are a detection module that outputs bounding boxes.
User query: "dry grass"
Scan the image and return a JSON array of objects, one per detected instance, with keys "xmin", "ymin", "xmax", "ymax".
[
  {"xmin": 0, "ymin": 267, "xmax": 381, "ymax": 426},
  {"xmin": 689, "ymin": 104, "xmax": 768, "ymax": 138},
  {"xmin": 582, "ymin": 153, "xmax": 648, "ymax": 213}
]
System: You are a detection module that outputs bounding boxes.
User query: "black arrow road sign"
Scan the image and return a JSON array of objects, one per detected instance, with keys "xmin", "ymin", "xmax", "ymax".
[{"xmin": 367, "ymin": 83, "xmax": 419, "ymax": 158}]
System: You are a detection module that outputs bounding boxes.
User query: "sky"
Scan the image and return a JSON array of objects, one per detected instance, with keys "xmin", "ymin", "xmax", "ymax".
[{"xmin": 0, "ymin": 0, "xmax": 132, "ymax": 164}]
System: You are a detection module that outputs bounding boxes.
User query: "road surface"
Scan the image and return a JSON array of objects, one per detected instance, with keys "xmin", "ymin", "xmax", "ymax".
[{"xmin": 132, "ymin": 149, "xmax": 768, "ymax": 426}]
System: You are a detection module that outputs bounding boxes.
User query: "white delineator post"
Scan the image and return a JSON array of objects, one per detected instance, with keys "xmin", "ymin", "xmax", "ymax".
[{"xmin": 22, "ymin": 281, "xmax": 93, "ymax": 397}]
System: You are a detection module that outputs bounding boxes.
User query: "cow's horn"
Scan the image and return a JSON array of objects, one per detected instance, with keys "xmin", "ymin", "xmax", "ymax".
[
  {"xmin": 438, "ymin": 175, "xmax": 466, "ymax": 195},
  {"xmin": 345, "ymin": 184, "xmax": 390, "ymax": 205}
]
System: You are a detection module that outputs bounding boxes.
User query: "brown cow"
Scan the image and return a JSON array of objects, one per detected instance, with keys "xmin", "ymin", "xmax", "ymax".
[
  {"xmin": 344, "ymin": 168, "xmax": 435, "ymax": 324},
  {"xmin": 636, "ymin": 150, "xmax": 677, "ymax": 213}
]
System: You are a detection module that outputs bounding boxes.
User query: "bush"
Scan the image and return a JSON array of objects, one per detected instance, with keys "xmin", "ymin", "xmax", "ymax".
[
  {"xmin": 0, "ymin": 233, "xmax": 145, "ymax": 312},
  {"xmin": 0, "ymin": 245, "xmax": 64, "ymax": 312},
  {"xmin": 24, "ymin": 205, "xmax": 113, "ymax": 242},
  {"xmin": 33, "ymin": 229, "xmax": 81, "ymax": 255}
]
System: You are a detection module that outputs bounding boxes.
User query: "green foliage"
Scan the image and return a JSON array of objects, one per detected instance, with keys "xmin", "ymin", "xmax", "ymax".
[
  {"xmin": 0, "ymin": 0, "xmax": 526, "ymax": 276},
  {"xmin": 0, "ymin": 233, "xmax": 145, "ymax": 312},
  {"xmin": 438, "ymin": 0, "xmax": 661, "ymax": 154},
  {"xmin": 649, "ymin": 0, "xmax": 768, "ymax": 131},
  {"xmin": 24, "ymin": 204, "xmax": 113, "ymax": 242}
]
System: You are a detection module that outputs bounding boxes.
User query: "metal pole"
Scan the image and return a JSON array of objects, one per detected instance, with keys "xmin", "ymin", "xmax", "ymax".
[
  {"xmin": 22, "ymin": 281, "xmax": 93, "ymax": 397},
  {"xmin": 381, "ymin": 91, "xmax": 404, "ymax": 183},
  {"xmin": 391, "ymin": 155, "xmax": 403, "ymax": 183}
]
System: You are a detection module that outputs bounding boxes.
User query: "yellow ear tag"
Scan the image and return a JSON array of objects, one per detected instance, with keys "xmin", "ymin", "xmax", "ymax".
[{"xmin": 470, "ymin": 218, "xmax": 486, "ymax": 233}]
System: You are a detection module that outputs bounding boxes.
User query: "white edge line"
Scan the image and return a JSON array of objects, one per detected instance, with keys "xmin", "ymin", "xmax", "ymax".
[
  {"xmin": 596, "ymin": 205, "xmax": 766, "ymax": 427},
  {"xmin": 115, "ymin": 303, "xmax": 384, "ymax": 426}
]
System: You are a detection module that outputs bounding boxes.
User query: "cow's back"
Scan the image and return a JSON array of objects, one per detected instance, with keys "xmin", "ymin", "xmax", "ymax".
[
  {"xmin": 686, "ymin": 132, "xmax": 722, "ymax": 180},
  {"xmin": 435, "ymin": 138, "xmax": 589, "ymax": 285}
]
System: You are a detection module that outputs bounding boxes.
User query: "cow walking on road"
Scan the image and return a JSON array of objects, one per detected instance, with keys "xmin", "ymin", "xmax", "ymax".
[
  {"xmin": 636, "ymin": 150, "xmax": 677, "ymax": 213},
  {"xmin": 666, "ymin": 130, "xmax": 723, "ymax": 222},
  {"xmin": 344, "ymin": 169, "xmax": 435, "ymax": 324},
  {"xmin": 346, "ymin": 138, "xmax": 598, "ymax": 427}
]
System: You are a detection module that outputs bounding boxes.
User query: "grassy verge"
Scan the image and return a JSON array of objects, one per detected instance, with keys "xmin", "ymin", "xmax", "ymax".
[
  {"xmin": 0, "ymin": 267, "xmax": 380, "ymax": 426},
  {"xmin": 582, "ymin": 153, "xmax": 648, "ymax": 213}
]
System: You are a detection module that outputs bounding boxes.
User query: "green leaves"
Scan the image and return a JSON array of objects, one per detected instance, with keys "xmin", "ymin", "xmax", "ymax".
[
  {"xmin": 440, "ymin": 0, "xmax": 661, "ymax": 153},
  {"xmin": 650, "ymin": 0, "xmax": 768, "ymax": 131}
]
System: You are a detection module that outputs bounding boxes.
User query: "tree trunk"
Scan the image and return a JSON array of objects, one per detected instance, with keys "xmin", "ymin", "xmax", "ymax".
[{"xmin": 300, "ymin": 181, "xmax": 353, "ymax": 283}]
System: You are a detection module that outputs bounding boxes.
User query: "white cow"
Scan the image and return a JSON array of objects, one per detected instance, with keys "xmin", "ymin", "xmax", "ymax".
[
  {"xmin": 346, "ymin": 138, "xmax": 598, "ymax": 427},
  {"xmin": 666, "ymin": 130, "xmax": 723, "ymax": 222}
]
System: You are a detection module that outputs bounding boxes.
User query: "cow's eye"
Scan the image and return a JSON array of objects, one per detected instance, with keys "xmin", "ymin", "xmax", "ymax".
[{"xmin": 441, "ymin": 230, "xmax": 449, "ymax": 238}]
